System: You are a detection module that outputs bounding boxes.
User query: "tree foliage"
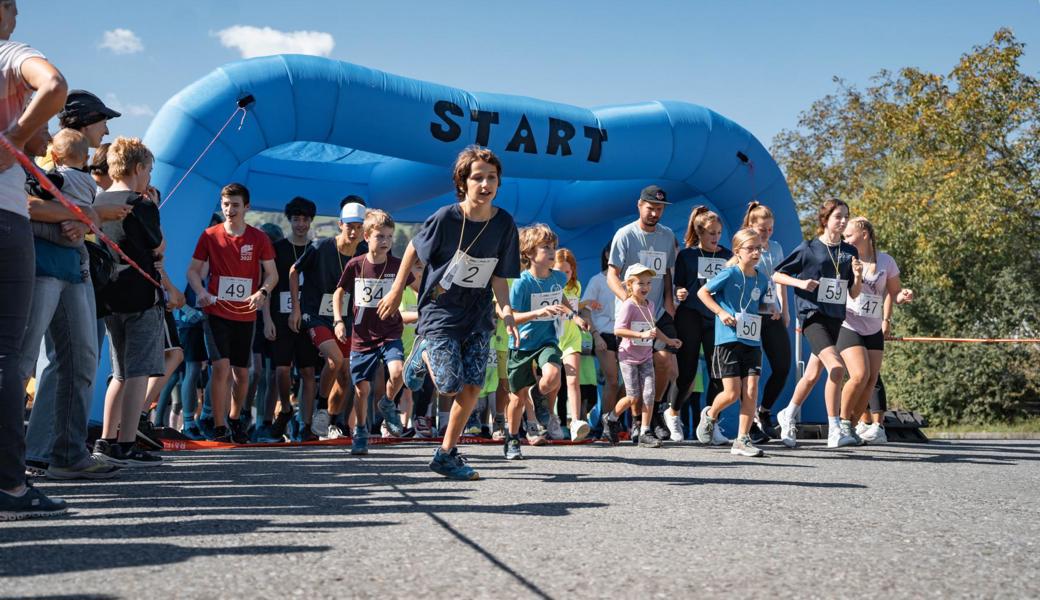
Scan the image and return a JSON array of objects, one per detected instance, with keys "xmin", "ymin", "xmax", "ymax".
[{"xmin": 771, "ymin": 29, "xmax": 1040, "ymax": 424}]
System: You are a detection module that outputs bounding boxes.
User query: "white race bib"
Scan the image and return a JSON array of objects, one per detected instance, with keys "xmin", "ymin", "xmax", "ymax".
[
  {"xmin": 217, "ymin": 276, "xmax": 252, "ymax": 302},
  {"xmin": 319, "ymin": 292, "xmax": 350, "ymax": 317},
  {"xmin": 762, "ymin": 282, "xmax": 777, "ymax": 305},
  {"xmin": 736, "ymin": 312, "xmax": 762, "ymax": 342},
  {"xmin": 697, "ymin": 257, "xmax": 727, "ymax": 280},
  {"xmin": 355, "ymin": 278, "xmax": 393, "ymax": 308},
  {"xmin": 631, "ymin": 320, "xmax": 653, "ymax": 347},
  {"xmin": 279, "ymin": 291, "xmax": 293, "ymax": 314},
  {"xmin": 851, "ymin": 292, "xmax": 883, "ymax": 319},
  {"xmin": 531, "ymin": 290, "xmax": 563, "ymax": 322},
  {"xmin": 817, "ymin": 277, "xmax": 848, "ymax": 305},
  {"xmin": 638, "ymin": 250, "xmax": 667, "ymax": 279},
  {"xmin": 440, "ymin": 250, "xmax": 498, "ymax": 290}
]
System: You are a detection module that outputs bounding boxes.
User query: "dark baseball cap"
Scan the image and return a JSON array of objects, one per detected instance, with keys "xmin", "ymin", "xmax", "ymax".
[
  {"xmin": 58, "ymin": 90, "xmax": 121, "ymax": 129},
  {"xmin": 639, "ymin": 185, "xmax": 670, "ymax": 205}
]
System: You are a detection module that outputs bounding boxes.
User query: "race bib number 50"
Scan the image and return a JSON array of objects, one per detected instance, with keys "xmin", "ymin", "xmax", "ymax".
[{"xmin": 217, "ymin": 276, "xmax": 252, "ymax": 301}]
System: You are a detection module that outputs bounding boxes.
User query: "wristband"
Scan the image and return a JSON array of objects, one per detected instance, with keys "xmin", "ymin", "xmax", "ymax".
[{"xmin": 259, "ymin": 288, "xmax": 269, "ymax": 297}]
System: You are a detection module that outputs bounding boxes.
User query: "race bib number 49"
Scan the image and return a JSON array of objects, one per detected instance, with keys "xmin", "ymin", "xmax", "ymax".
[
  {"xmin": 217, "ymin": 276, "xmax": 252, "ymax": 301},
  {"xmin": 817, "ymin": 277, "xmax": 848, "ymax": 305}
]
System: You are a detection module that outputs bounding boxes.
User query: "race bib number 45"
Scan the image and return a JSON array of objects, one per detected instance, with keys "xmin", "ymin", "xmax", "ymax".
[
  {"xmin": 817, "ymin": 277, "xmax": 848, "ymax": 305},
  {"xmin": 355, "ymin": 278, "xmax": 392, "ymax": 308},
  {"xmin": 217, "ymin": 276, "xmax": 252, "ymax": 301},
  {"xmin": 440, "ymin": 251, "xmax": 498, "ymax": 290},
  {"xmin": 697, "ymin": 257, "xmax": 726, "ymax": 280}
]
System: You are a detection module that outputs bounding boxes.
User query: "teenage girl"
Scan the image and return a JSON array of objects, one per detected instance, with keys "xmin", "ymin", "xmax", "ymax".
[{"xmin": 554, "ymin": 248, "xmax": 598, "ymax": 441}]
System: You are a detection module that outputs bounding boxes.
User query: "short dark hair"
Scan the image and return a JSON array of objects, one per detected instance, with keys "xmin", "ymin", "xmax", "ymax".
[
  {"xmin": 284, "ymin": 196, "xmax": 317, "ymax": 219},
  {"xmin": 221, "ymin": 182, "xmax": 250, "ymax": 205},
  {"xmin": 339, "ymin": 194, "xmax": 366, "ymax": 210},
  {"xmin": 452, "ymin": 146, "xmax": 502, "ymax": 200},
  {"xmin": 601, "ymin": 243, "xmax": 611, "ymax": 272},
  {"xmin": 89, "ymin": 142, "xmax": 110, "ymax": 175}
]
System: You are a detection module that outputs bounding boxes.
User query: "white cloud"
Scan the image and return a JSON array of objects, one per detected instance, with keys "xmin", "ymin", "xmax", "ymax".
[
  {"xmin": 103, "ymin": 93, "xmax": 155, "ymax": 118},
  {"xmin": 99, "ymin": 28, "xmax": 144, "ymax": 55},
  {"xmin": 214, "ymin": 25, "xmax": 335, "ymax": 59}
]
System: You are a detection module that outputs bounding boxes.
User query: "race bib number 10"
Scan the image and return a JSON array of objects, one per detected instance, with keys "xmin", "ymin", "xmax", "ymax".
[
  {"xmin": 217, "ymin": 276, "xmax": 252, "ymax": 302},
  {"xmin": 637, "ymin": 250, "xmax": 666, "ymax": 280}
]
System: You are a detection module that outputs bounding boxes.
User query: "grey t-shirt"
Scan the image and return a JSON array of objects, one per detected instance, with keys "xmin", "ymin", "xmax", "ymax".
[{"xmin": 608, "ymin": 220, "xmax": 678, "ymax": 319}]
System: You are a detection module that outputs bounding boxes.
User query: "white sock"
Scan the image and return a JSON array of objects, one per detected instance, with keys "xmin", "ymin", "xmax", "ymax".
[
  {"xmin": 606, "ymin": 412, "xmax": 619, "ymax": 422},
  {"xmin": 828, "ymin": 416, "xmax": 841, "ymax": 430},
  {"xmin": 438, "ymin": 411, "xmax": 450, "ymax": 429},
  {"xmin": 640, "ymin": 425, "xmax": 650, "ymax": 435}
]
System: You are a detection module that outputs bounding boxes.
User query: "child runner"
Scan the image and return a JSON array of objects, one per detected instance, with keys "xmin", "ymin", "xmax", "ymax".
[
  {"xmin": 695, "ymin": 229, "xmax": 773, "ymax": 456},
  {"xmin": 398, "ymin": 259, "xmax": 431, "ymax": 437},
  {"xmin": 187, "ymin": 183, "xmax": 278, "ymax": 443},
  {"xmin": 582, "ymin": 245, "xmax": 621, "ymax": 434},
  {"xmin": 772, "ymin": 199, "xmax": 863, "ymax": 448},
  {"xmin": 554, "ymin": 248, "xmax": 595, "ymax": 441},
  {"xmin": 333, "ymin": 209, "xmax": 412, "ymax": 454},
  {"xmin": 742, "ymin": 202, "xmax": 791, "ymax": 441},
  {"xmin": 839, "ymin": 217, "xmax": 913, "ymax": 444},
  {"xmin": 378, "ymin": 146, "xmax": 520, "ymax": 480},
  {"xmin": 670, "ymin": 206, "xmax": 731, "ymax": 442},
  {"xmin": 604, "ymin": 264, "xmax": 681, "ymax": 447},
  {"xmin": 501, "ymin": 224, "xmax": 588, "ymax": 460}
]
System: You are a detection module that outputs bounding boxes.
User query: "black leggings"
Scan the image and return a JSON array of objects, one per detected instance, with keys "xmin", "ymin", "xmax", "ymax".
[
  {"xmin": 869, "ymin": 374, "xmax": 887, "ymax": 413},
  {"xmin": 672, "ymin": 307, "xmax": 721, "ymax": 413},
  {"xmin": 410, "ymin": 375, "xmax": 436, "ymax": 418},
  {"xmin": 759, "ymin": 316, "xmax": 792, "ymax": 411}
]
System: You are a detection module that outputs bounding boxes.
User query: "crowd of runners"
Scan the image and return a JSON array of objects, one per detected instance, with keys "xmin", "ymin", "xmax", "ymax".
[{"xmin": 0, "ymin": 2, "xmax": 913, "ymax": 520}]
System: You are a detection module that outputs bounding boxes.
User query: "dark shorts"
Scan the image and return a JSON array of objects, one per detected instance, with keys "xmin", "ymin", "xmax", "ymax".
[
  {"xmin": 426, "ymin": 329, "xmax": 492, "ymax": 395},
  {"xmin": 802, "ymin": 312, "xmax": 843, "ymax": 356},
  {"xmin": 507, "ymin": 344, "xmax": 563, "ymax": 393},
  {"xmin": 273, "ymin": 323, "xmax": 321, "ymax": 369},
  {"xmin": 178, "ymin": 324, "xmax": 207, "ymax": 363},
  {"xmin": 836, "ymin": 327, "xmax": 885, "ymax": 352},
  {"xmin": 203, "ymin": 314, "xmax": 255, "ymax": 369},
  {"xmin": 252, "ymin": 319, "xmax": 274, "ymax": 357},
  {"xmin": 654, "ymin": 311, "xmax": 679, "ymax": 354},
  {"xmin": 599, "ymin": 332, "xmax": 619, "ymax": 353},
  {"xmin": 710, "ymin": 342, "xmax": 762, "ymax": 379},
  {"xmin": 350, "ymin": 339, "xmax": 405, "ymax": 383},
  {"xmin": 162, "ymin": 310, "xmax": 181, "ymax": 351}
]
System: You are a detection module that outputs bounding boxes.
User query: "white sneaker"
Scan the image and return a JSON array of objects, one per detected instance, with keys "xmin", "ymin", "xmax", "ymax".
[
  {"xmin": 380, "ymin": 422, "xmax": 393, "ymax": 438},
  {"xmin": 711, "ymin": 422, "xmax": 731, "ymax": 446},
  {"xmin": 311, "ymin": 409, "xmax": 331, "ymax": 437},
  {"xmin": 547, "ymin": 414, "xmax": 565, "ymax": 440},
  {"xmin": 860, "ymin": 423, "xmax": 888, "ymax": 444},
  {"xmin": 569, "ymin": 419, "xmax": 590, "ymax": 442},
  {"xmin": 855, "ymin": 421, "xmax": 870, "ymax": 436},
  {"xmin": 827, "ymin": 423, "xmax": 857, "ymax": 448},
  {"xmin": 324, "ymin": 423, "xmax": 344, "ymax": 440},
  {"xmin": 778, "ymin": 406, "xmax": 798, "ymax": 448},
  {"xmin": 664, "ymin": 412, "xmax": 684, "ymax": 442}
]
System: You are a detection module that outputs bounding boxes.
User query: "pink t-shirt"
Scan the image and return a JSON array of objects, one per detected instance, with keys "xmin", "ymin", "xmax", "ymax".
[
  {"xmin": 0, "ymin": 41, "xmax": 45, "ymax": 218},
  {"xmin": 843, "ymin": 252, "xmax": 899, "ymax": 336},
  {"xmin": 616, "ymin": 298, "xmax": 656, "ymax": 365}
]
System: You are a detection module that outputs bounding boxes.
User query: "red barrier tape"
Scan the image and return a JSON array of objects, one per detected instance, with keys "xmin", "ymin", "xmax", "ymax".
[
  {"xmin": 1, "ymin": 135, "xmax": 164, "ymax": 291},
  {"xmin": 888, "ymin": 337, "xmax": 1040, "ymax": 344},
  {"xmin": 163, "ymin": 435, "xmax": 601, "ymax": 452}
]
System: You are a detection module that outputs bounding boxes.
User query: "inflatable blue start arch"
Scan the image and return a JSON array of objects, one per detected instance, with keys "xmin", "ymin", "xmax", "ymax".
[{"xmin": 89, "ymin": 54, "xmax": 826, "ymax": 424}]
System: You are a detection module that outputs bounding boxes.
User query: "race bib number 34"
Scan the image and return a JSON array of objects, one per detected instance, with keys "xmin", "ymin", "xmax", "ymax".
[
  {"xmin": 355, "ymin": 278, "xmax": 392, "ymax": 308},
  {"xmin": 217, "ymin": 276, "xmax": 252, "ymax": 301},
  {"xmin": 817, "ymin": 277, "xmax": 848, "ymax": 305}
]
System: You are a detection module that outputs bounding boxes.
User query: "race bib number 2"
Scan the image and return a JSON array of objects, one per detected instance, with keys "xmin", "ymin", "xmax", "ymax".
[
  {"xmin": 440, "ymin": 251, "xmax": 498, "ymax": 291},
  {"xmin": 217, "ymin": 276, "xmax": 252, "ymax": 301}
]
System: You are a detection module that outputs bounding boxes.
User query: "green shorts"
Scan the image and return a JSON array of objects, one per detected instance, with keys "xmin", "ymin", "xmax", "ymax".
[{"xmin": 507, "ymin": 344, "xmax": 563, "ymax": 393}]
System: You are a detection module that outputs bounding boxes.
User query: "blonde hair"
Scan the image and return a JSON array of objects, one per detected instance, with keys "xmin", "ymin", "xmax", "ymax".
[
  {"xmin": 742, "ymin": 201, "xmax": 774, "ymax": 228},
  {"xmin": 684, "ymin": 205, "xmax": 722, "ymax": 248},
  {"xmin": 51, "ymin": 129, "xmax": 89, "ymax": 167},
  {"xmin": 725, "ymin": 228, "xmax": 763, "ymax": 267},
  {"xmin": 624, "ymin": 272, "xmax": 653, "ymax": 300},
  {"xmin": 846, "ymin": 216, "xmax": 877, "ymax": 259},
  {"xmin": 107, "ymin": 137, "xmax": 154, "ymax": 180},
  {"xmin": 362, "ymin": 208, "xmax": 394, "ymax": 238},
  {"xmin": 518, "ymin": 223, "xmax": 558, "ymax": 269},
  {"xmin": 554, "ymin": 248, "xmax": 579, "ymax": 293}
]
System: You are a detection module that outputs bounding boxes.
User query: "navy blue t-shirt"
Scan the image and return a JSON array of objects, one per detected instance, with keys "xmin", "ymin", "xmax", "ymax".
[
  {"xmin": 412, "ymin": 204, "xmax": 520, "ymax": 339},
  {"xmin": 674, "ymin": 246, "xmax": 734, "ymax": 319},
  {"xmin": 292, "ymin": 237, "xmax": 355, "ymax": 318},
  {"xmin": 775, "ymin": 238, "xmax": 858, "ymax": 320}
]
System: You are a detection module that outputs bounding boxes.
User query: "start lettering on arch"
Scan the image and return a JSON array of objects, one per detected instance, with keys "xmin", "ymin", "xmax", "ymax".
[{"xmin": 430, "ymin": 100, "xmax": 609, "ymax": 163}]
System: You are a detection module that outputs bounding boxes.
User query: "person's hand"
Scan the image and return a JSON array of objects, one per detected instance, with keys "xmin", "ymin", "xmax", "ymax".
[
  {"xmin": 593, "ymin": 334, "xmax": 606, "ymax": 353},
  {"xmin": 334, "ymin": 321, "xmax": 349, "ymax": 343},
  {"xmin": 197, "ymin": 291, "xmax": 216, "ymax": 308},
  {"xmin": 247, "ymin": 291, "xmax": 267, "ymax": 311},
  {"xmin": 852, "ymin": 258, "xmax": 864, "ymax": 279},
  {"xmin": 882, "ymin": 319, "xmax": 891, "ymax": 339},
  {"xmin": 503, "ymin": 312, "xmax": 519, "ymax": 347},
  {"xmin": 97, "ymin": 204, "xmax": 132, "ymax": 221},
  {"xmin": 641, "ymin": 328, "xmax": 657, "ymax": 340},
  {"xmin": 289, "ymin": 308, "xmax": 301, "ymax": 333},
  {"xmin": 585, "ymin": 300, "xmax": 603, "ymax": 311},
  {"xmin": 770, "ymin": 311, "xmax": 782, "ymax": 321},
  {"xmin": 675, "ymin": 287, "xmax": 688, "ymax": 302},
  {"xmin": 166, "ymin": 289, "xmax": 186, "ymax": 311},
  {"xmin": 61, "ymin": 220, "xmax": 89, "ymax": 242},
  {"xmin": 898, "ymin": 288, "xmax": 914, "ymax": 304},
  {"xmin": 667, "ymin": 337, "xmax": 682, "ymax": 349},
  {"xmin": 719, "ymin": 311, "xmax": 737, "ymax": 327},
  {"xmin": 541, "ymin": 304, "xmax": 568, "ymax": 319},
  {"xmin": 264, "ymin": 318, "xmax": 277, "ymax": 341},
  {"xmin": 377, "ymin": 287, "xmax": 402, "ymax": 320},
  {"xmin": 574, "ymin": 315, "xmax": 590, "ymax": 332},
  {"xmin": 801, "ymin": 279, "xmax": 819, "ymax": 292}
]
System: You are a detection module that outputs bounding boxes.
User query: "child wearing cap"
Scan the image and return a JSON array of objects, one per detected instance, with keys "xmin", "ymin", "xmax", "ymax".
[{"xmin": 602, "ymin": 263, "xmax": 681, "ymax": 447}]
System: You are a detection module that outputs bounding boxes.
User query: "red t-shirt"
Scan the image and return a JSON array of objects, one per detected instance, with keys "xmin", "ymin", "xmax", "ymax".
[
  {"xmin": 192, "ymin": 224, "xmax": 275, "ymax": 322},
  {"xmin": 337, "ymin": 254, "xmax": 414, "ymax": 352}
]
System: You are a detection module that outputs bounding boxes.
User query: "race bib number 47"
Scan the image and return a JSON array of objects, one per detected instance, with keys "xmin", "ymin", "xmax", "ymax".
[
  {"xmin": 217, "ymin": 276, "xmax": 252, "ymax": 301},
  {"xmin": 851, "ymin": 292, "xmax": 883, "ymax": 319}
]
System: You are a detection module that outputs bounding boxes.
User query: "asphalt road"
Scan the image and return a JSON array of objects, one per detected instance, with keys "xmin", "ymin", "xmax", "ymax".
[{"xmin": 2, "ymin": 439, "xmax": 1038, "ymax": 599}]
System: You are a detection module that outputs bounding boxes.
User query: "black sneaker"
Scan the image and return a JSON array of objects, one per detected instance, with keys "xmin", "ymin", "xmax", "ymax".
[
  {"xmin": 0, "ymin": 483, "xmax": 68, "ymax": 521},
  {"xmin": 271, "ymin": 410, "xmax": 294, "ymax": 439},
  {"xmin": 92, "ymin": 439, "xmax": 129, "ymax": 467},
  {"xmin": 123, "ymin": 447, "xmax": 163, "ymax": 468},
  {"xmin": 651, "ymin": 412, "xmax": 671, "ymax": 442},
  {"xmin": 600, "ymin": 414, "xmax": 620, "ymax": 445},
  {"xmin": 639, "ymin": 431, "xmax": 663, "ymax": 448},
  {"xmin": 756, "ymin": 408, "xmax": 778, "ymax": 439},
  {"xmin": 228, "ymin": 418, "xmax": 249, "ymax": 444},
  {"xmin": 629, "ymin": 421, "xmax": 641, "ymax": 445},
  {"xmin": 136, "ymin": 414, "xmax": 163, "ymax": 451},
  {"xmin": 212, "ymin": 426, "xmax": 233, "ymax": 443},
  {"xmin": 25, "ymin": 459, "xmax": 48, "ymax": 478},
  {"xmin": 300, "ymin": 426, "xmax": 318, "ymax": 443},
  {"xmin": 748, "ymin": 421, "xmax": 769, "ymax": 445}
]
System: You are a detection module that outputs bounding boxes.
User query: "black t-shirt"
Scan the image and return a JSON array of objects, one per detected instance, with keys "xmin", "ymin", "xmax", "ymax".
[
  {"xmin": 776, "ymin": 238, "xmax": 859, "ymax": 320},
  {"xmin": 411, "ymin": 204, "xmax": 520, "ymax": 339},
  {"xmin": 674, "ymin": 246, "xmax": 734, "ymax": 319},
  {"xmin": 272, "ymin": 238, "xmax": 309, "ymax": 326},
  {"xmin": 292, "ymin": 237, "xmax": 356, "ymax": 318},
  {"xmin": 95, "ymin": 190, "xmax": 163, "ymax": 314}
]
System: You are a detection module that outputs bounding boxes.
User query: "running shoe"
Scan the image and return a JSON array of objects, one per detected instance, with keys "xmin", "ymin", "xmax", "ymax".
[
  {"xmin": 351, "ymin": 426, "xmax": 369, "ymax": 455},
  {"xmin": 651, "ymin": 413, "xmax": 671, "ymax": 443},
  {"xmin": 525, "ymin": 421, "xmax": 548, "ymax": 446},
  {"xmin": 504, "ymin": 436, "xmax": 523, "ymax": 460},
  {"xmin": 380, "ymin": 422, "xmax": 392, "ymax": 438},
  {"xmin": 629, "ymin": 421, "xmax": 641, "ymax": 445},
  {"xmin": 464, "ymin": 412, "xmax": 482, "ymax": 436},
  {"xmin": 0, "ymin": 483, "xmax": 68, "ymax": 521},
  {"xmin": 311, "ymin": 409, "xmax": 331, "ymax": 438},
  {"xmin": 755, "ymin": 408, "xmax": 778, "ymax": 440},
  {"xmin": 252, "ymin": 423, "xmax": 281, "ymax": 444},
  {"xmin": 197, "ymin": 417, "xmax": 217, "ymax": 440},
  {"xmin": 777, "ymin": 406, "xmax": 798, "ymax": 448},
  {"xmin": 92, "ymin": 439, "xmax": 129, "ymax": 468},
  {"xmin": 299, "ymin": 427, "xmax": 318, "ymax": 443},
  {"xmin": 377, "ymin": 396, "xmax": 404, "ymax": 436},
  {"xmin": 271, "ymin": 410, "xmax": 294, "ymax": 440},
  {"xmin": 695, "ymin": 406, "xmax": 714, "ymax": 444},
  {"xmin": 731, "ymin": 435, "xmax": 764, "ymax": 457},
  {"xmin": 123, "ymin": 447, "xmax": 163, "ymax": 468},
  {"xmin": 827, "ymin": 422, "xmax": 857, "ymax": 448},
  {"xmin": 748, "ymin": 421, "xmax": 769, "ymax": 445},
  {"xmin": 429, "ymin": 447, "xmax": 479, "ymax": 480},
  {"xmin": 414, "ymin": 415, "xmax": 434, "ymax": 439},
  {"xmin": 849, "ymin": 422, "xmax": 867, "ymax": 446},
  {"xmin": 228, "ymin": 418, "xmax": 249, "ymax": 444},
  {"xmin": 855, "ymin": 421, "xmax": 870, "ymax": 437},
  {"xmin": 24, "ymin": 460, "xmax": 47, "ymax": 479},
  {"xmin": 546, "ymin": 414, "xmax": 565, "ymax": 440},
  {"xmin": 711, "ymin": 422, "xmax": 731, "ymax": 446},
  {"xmin": 491, "ymin": 416, "xmax": 506, "ymax": 441},
  {"xmin": 638, "ymin": 431, "xmax": 663, "ymax": 448},
  {"xmin": 326, "ymin": 424, "xmax": 345, "ymax": 440},
  {"xmin": 860, "ymin": 423, "xmax": 888, "ymax": 444},
  {"xmin": 664, "ymin": 412, "xmax": 685, "ymax": 442},
  {"xmin": 403, "ymin": 337, "xmax": 429, "ymax": 392},
  {"xmin": 212, "ymin": 427, "xmax": 233, "ymax": 443},
  {"xmin": 600, "ymin": 414, "xmax": 621, "ymax": 445},
  {"xmin": 569, "ymin": 419, "xmax": 590, "ymax": 442},
  {"xmin": 46, "ymin": 455, "xmax": 120, "ymax": 480},
  {"xmin": 181, "ymin": 420, "xmax": 206, "ymax": 441}
]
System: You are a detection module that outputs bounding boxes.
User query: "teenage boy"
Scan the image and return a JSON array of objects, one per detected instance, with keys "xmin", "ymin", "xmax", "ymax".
[
  {"xmin": 289, "ymin": 200, "xmax": 364, "ymax": 439},
  {"xmin": 265, "ymin": 196, "xmax": 320, "ymax": 441},
  {"xmin": 377, "ymin": 146, "xmax": 520, "ymax": 480},
  {"xmin": 187, "ymin": 183, "xmax": 277, "ymax": 443},
  {"xmin": 502, "ymin": 224, "xmax": 588, "ymax": 460},
  {"xmin": 333, "ymin": 209, "xmax": 414, "ymax": 453}
]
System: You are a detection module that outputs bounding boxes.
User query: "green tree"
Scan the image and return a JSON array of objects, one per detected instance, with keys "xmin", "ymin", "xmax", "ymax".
[{"xmin": 771, "ymin": 29, "xmax": 1040, "ymax": 425}]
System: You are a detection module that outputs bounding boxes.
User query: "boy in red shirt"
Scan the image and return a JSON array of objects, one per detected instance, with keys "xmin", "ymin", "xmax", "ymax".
[{"xmin": 187, "ymin": 183, "xmax": 278, "ymax": 443}]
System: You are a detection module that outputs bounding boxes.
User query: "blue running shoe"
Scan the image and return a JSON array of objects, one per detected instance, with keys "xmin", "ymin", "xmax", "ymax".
[
  {"xmin": 181, "ymin": 420, "xmax": 206, "ymax": 441},
  {"xmin": 351, "ymin": 426, "xmax": 369, "ymax": 455},
  {"xmin": 504, "ymin": 436, "xmax": 523, "ymax": 460},
  {"xmin": 252, "ymin": 423, "xmax": 281, "ymax": 444},
  {"xmin": 197, "ymin": 417, "xmax": 217, "ymax": 440},
  {"xmin": 377, "ymin": 396, "xmax": 404, "ymax": 436},
  {"xmin": 403, "ymin": 337, "xmax": 428, "ymax": 392},
  {"xmin": 429, "ymin": 447, "xmax": 479, "ymax": 480}
]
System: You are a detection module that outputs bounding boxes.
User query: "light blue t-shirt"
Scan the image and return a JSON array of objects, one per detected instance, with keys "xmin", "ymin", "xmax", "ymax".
[
  {"xmin": 509, "ymin": 269, "xmax": 568, "ymax": 351},
  {"xmin": 705, "ymin": 265, "xmax": 771, "ymax": 347},
  {"xmin": 608, "ymin": 220, "xmax": 678, "ymax": 320}
]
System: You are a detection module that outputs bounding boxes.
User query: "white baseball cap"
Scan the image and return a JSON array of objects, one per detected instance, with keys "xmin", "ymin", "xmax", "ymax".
[
  {"xmin": 340, "ymin": 202, "xmax": 366, "ymax": 224},
  {"xmin": 624, "ymin": 263, "xmax": 657, "ymax": 280}
]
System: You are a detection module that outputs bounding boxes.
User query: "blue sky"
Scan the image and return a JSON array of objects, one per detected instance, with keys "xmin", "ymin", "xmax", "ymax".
[{"xmin": 14, "ymin": 1, "xmax": 1039, "ymax": 149}]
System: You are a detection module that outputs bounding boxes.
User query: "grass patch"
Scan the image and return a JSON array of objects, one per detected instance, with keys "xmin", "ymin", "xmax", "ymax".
[{"xmin": 923, "ymin": 417, "xmax": 1040, "ymax": 434}]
